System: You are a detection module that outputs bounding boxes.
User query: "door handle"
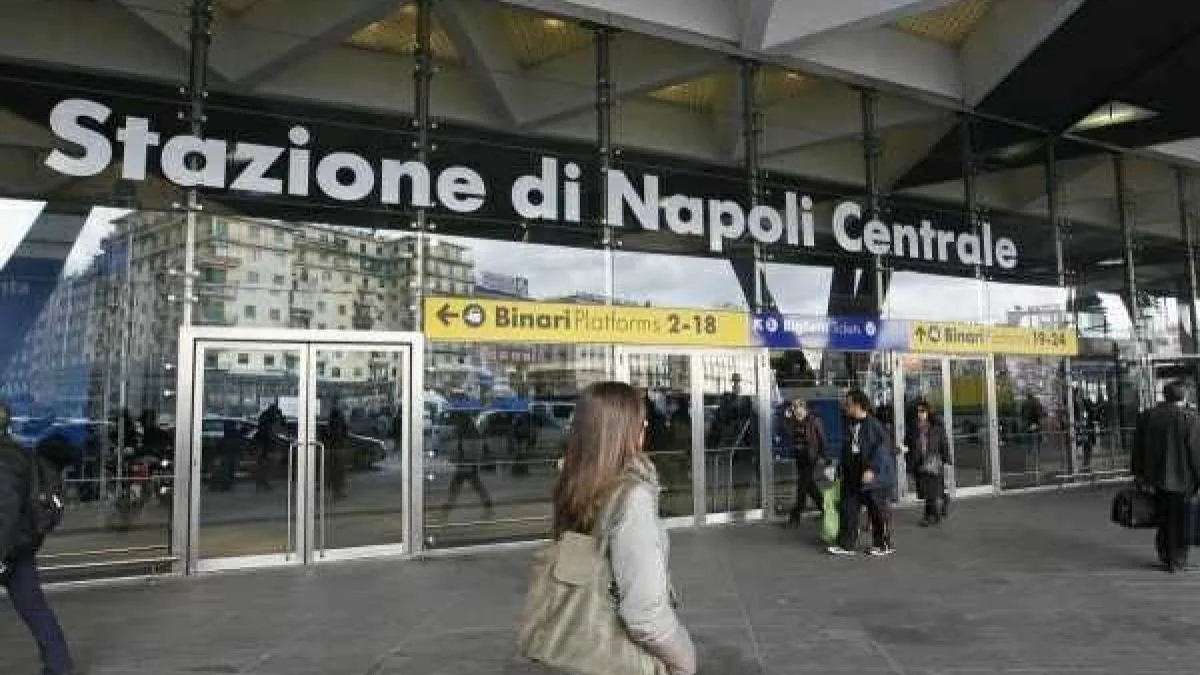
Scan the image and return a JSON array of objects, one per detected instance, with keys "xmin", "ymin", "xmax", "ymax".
[
  {"xmin": 286, "ymin": 441, "xmax": 298, "ymax": 555},
  {"xmin": 313, "ymin": 440, "xmax": 327, "ymax": 553}
]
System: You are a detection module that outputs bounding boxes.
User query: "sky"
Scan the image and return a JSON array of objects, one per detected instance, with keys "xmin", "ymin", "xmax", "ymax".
[{"xmin": 0, "ymin": 198, "xmax": 130, "ymax": 277}]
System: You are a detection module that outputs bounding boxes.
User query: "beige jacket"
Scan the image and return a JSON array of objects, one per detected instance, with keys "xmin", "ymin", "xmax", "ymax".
[{"xmin": 608, "ymin": 457, "xmax": 697, "ymax": 675}]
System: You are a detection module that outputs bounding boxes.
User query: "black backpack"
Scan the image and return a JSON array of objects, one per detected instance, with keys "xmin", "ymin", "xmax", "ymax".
[{"xmin": 29, "ymin": 453, "xmax": 65, "ymax": 539}]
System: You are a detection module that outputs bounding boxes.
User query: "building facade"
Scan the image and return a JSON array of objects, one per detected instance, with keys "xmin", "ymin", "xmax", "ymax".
[{"xmin": 2, "ymin": 0, "xmax": 1199, "ymax": 578}]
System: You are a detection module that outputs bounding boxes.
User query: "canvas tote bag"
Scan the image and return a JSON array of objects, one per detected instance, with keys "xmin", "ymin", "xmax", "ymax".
[{"xmin": 517, "ymin": 481, "xmax": 668, "ymax": 675}]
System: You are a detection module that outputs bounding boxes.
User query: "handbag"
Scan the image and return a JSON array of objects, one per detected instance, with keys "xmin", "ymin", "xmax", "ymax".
[
  {"xmin": 517, "ymin": 481, "xmax": 668, "ymax": 675},
  {"xmin": 1111, "ymin": 486, "xmax": 1158, "ymax": 529}
]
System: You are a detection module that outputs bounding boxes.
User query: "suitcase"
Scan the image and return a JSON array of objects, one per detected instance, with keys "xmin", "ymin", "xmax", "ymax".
[{"xmin": 1111, "ymin": 487, "xmax": 1158, "ymax": 529}]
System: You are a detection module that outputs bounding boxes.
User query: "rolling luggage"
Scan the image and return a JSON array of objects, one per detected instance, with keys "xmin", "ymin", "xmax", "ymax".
[{"xmin": 1111, "ymin": 487, "xmax": 1158, "ymax": 529}]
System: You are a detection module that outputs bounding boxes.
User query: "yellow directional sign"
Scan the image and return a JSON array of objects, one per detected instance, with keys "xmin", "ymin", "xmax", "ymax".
[
  {"xmin": 909, "ymin": 321, "xmax": 1077, "ymax": 356},
  {"xmin": 423, "ymin": 296, "xmax": 751, "ymax": 347}
]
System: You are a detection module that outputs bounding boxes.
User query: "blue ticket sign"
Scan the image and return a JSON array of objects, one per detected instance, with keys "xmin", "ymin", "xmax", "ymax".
[{"xmin": 751, "ymin": 311, "xmax": 903, "ymax": 351}]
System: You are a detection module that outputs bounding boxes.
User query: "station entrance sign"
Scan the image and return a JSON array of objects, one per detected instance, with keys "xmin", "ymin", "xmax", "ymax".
[
  {"xmin": 422, "ymin": 296, "xmax": 750, "ymax": 347},
  {"xmin": 909, "ymin": 321, "xmax": 1077, "ymax": 356}
]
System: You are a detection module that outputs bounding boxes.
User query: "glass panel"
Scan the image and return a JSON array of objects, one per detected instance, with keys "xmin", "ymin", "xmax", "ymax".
[
  {"xmin": 995, "ymin": 355, "xmax": 1070, "ymax": 489},
  {"xmin": 196, "ymin": 345, "xmax": 301, "ymax": 560},
  {"xmin": 312, "ymin": 346, "xmax": 407, "ymax": 554},
  {"xmin": 900, "ymin": 356, "xmax": 944, "ymax": 498},
  {"xmin": 626, "ymin": 354, "xmax": 692, "ymax": 519},
  {"xmin": 947, "ymin": 359, "xmax": 991, "ymax": 489},
  {"xmin": 700, "ymin": 354, "xmax": 761, "ymax": 514}
]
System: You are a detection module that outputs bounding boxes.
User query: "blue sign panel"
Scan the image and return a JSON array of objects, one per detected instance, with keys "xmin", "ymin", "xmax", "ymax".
[{"xmin": 751, "ymin": 311, "xmax": 906, "ymax": 351}]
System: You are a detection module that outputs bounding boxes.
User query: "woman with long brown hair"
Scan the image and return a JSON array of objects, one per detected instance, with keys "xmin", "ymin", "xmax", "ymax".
[{"xmin": 552, "ymin": 381, "xmax": 697, "ymax": 675}]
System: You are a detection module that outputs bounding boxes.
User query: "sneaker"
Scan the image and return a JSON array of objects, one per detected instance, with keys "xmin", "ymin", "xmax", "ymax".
[
  {"xmin": 826, "ymin": 545, "xmax": 856, "ymax": 556},
  {"xmin": 867, "ymin": 545, "xmax": 895, "ymax": 557}
]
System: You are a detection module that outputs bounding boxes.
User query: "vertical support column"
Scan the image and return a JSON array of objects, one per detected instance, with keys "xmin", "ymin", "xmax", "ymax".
[
  {"xmin": 861, "ymin": 90, "xmax": 885, "ymax": 312},
  {"xmin": 595, "ymin": 26, "xmax": 615, "ymax": 378},
  {"xmin": 411, "ymin": 0, "xmax": 433, "ymax": 553},
  {"xmin": 1114, "ymin": 155, "xmax": 1147, "ymax": 407},
  {"xmin": 741, "ymin": 60, "xmax": 764, "ymax": 310},
  {"xmin": 1047, "ymin": 139, "xmax": 1077, "ymax": 479},
  {"xmin": 412, "ymin": 0, "xmax": 433, "ymax": 331},
  {"xmin": 182, "ymin": 0, "xmax": 212, "ymax": 330},
  {"xmin": 1176, "ymin": 168, "xmax": 1200, "ymax": 357}
]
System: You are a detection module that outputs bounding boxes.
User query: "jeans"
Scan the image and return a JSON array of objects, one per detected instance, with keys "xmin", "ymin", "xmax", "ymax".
[
  {"xmin": 919, "ymin": 473, "xmax": 944, "ymax": 522},
  {"xmin": 838, "ymin": 486, "xmax": 893, "ymax": 550},
  {"xmin": 2, "ymin": 552, "xmax": 72, "ymax": 675}
]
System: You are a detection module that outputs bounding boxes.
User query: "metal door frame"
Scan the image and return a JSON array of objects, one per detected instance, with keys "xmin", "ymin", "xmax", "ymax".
[
  {"xmin": 614, "ymin": 346, "xmax": 770, "ymax": 529},
  {"xmin": 893, "ymin": 353, "xmax": 1000, "ymax": 500},
  {"xmin": 174, "ymin": 326, "xmax": 424, "ymax": 574}
]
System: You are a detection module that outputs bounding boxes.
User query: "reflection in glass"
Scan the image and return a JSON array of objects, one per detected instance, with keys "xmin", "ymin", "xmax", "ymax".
[
  {"xmin": 995, "ymin": 356, "xmax": 1069, "ymax": 488},
  {"xmin": 699, "ymin": 354, "xmax": 760, "ymax": 514},
  {"xmin": 312, "ymin": 347, "xmax": 406, "ymax": 554},
  {"xmin": 947, "ymin": 359, "xmax": 991, "ymax": 489},
  {"xmin": 196, "ymin": 347, "xmax": 301, "ymax": 561},
  {"xmin": 627, "ymin": 354, "xmax": 693, "ymax": 518}
]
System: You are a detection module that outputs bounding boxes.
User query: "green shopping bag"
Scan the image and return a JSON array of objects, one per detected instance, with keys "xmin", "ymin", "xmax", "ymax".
[{"xmin": 819, "ymin": 479, "xmax": 840, "ymax": 544}]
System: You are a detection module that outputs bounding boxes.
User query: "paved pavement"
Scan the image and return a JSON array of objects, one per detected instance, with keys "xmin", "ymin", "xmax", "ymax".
[{"xmin": 4, "ymin": 484, "xmax": 1199, "ymax": 675}]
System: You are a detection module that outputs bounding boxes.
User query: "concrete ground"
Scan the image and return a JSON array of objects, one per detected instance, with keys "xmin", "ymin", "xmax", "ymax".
[{"xmin": 3, "ymin": 484, "xmax": 1199, "ymax": 675}]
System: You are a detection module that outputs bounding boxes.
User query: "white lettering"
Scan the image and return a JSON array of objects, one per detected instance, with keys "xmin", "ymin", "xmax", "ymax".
[
  {"xmin": 918, "ymin": 220, "xmax": 936, "ymax": 261},
  {"xmin": 747, "ymin": 205, "xmax": 783, "ymax": 244},
  {"xmin": 46, "ymin": 99, "xmax": 113, "ymax": 177},
  {"xmin": 707, "ymin": 200, "xmax": 745, "ymax": 253},
  {"xmin": 801, "ymin": 195, "xmax": 815, "ymax": 248},
  {"xmin": 316, "ymin": 152, "xmax": 375, "ymax": 201},
  {"xmin": 893, "ymin": 224, "xmax": 919, "ymax": 259},
  {"xmin": 995, "ymin": 238, "xmax": 1018, "ymax": 269},
  {"xmin": 863, "ymin": 219, "xmax": 891, "ymax": 256},
  {"xmin": 563, "ymin": 162, "xmax": 582, "ymax": 223},
  {"xmin": 161, "ymin": 135, "xmax": 226, "ymax": 188},
  {"xmin": 663, "ymin": 195, "xmax": 703, "ymax": 236},
  {"xmin": 380, "ymin": 160, "xmax": 432, "ymax": 207},
  {"xmin": 956, "ymin": 231, "xmax": 983, "ymax": 266},
  {"xmin": 230, "ymin": 143, "xmax": 284, "ymax": 194},
  {"xmin": 287, "ymin": 127, "xmax": 311, "ymax": 197},
  {"xmin": 436, "ymin": 166, "xmax": 486, "ymax": 213},
  {"xmin": 116, "ymin": 116, "xmax": 159, "ymax": 181},
  {"xmin": 606, "ymin": 169, "xmax": 658, "ymax": 229},
  {"xmin": 512, "ymin": 156, "xmax": 558, "ymax": 220},
  {"xmin": 832, "ymin": 201, "xmax": 862, "ymax": 253}
]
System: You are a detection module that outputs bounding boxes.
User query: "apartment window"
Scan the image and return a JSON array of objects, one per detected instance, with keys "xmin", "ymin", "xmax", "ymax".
[
  {"xmin": 320, "ymin": 253, "xmax": 329, "ymax": 263},
  {"xmin": 204, "ymin": 354, "xmax": 218, "ymax": 369},
  {"xmin": 247, "ymin": 271, "xmax": 260, "ymax": 284},
  {"xmin": 344, "ymin": 273, "xmax": 352, "ymax": 284},
  {"xmin": 363, "ymin": 278, "xmax": 370, "ymax": 289},
  {"xmin": 317, "ymin": 362, "xmax": 326, "ymax": 377},
  {"xmin": 252, "ymin": 249, "xmax": 263, "ymax": 262},
  {"xmin": 286, "ymin": 355, "xmax": 298, "ymax": 371},
  {"xmin": 264, "ymin": 355, "xmax": 276, "ymax": 368},
  {"xmin": 247, "ymin": 225, "xmax": 260, "ymax": 240},
  {"xmin": 244, "ymin": 305, "xmax": 256, "ymax": 319},
  {"xmin": 274, "ymin": 230, "xmax": 285, "ymax": 243},
  {"xmin": 237, "ymin": 353, "xmax": 249, "ymax": 365},
  {"xmin": 273, "ymin": 274, "xmax": 285, "ymax": 286},
  {"xmin": 318, "ymin": 323, "xmax": 327, "ymax": 330},
  {"xmin": 269, "ymin": 289, "xmax": 281, "ymax": 298},
  {"xmin": 269, "ymin": 309, "xmax": 281, "ymax": 321},
  {"xmin": 353, "ymin": 368, "xmax": 363, "ymax": 378},
  {"xmin": 317, "ymin": 301, "xmax": 327, "ymax": 311},
  {"xmin": 332, "ymin": 367, "xmax": 342, "ymax": 378},
  {"xmin": 323, "ymin": 271, "xmax": 332, "ymax": 281},
  {"xmin": 360, "ymin": 243, "xmax": 367, "ymax": 254},
  {"xmin": 338, "ymin": 305, "xmax": 346, "ymax": 316}
]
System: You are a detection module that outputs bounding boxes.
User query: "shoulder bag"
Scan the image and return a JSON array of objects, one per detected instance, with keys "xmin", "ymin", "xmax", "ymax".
[{"xmin": 517, "ymin": 481, "xmax": 668, "ymax": 675}]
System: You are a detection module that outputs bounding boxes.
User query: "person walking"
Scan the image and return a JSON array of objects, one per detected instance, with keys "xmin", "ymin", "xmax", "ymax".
[
  {"xmin": 545, "ymin": 381, "xmax": 697, "ymax": 674},
  {"xmin": 904, "ymin": 399, "xmax": 951, "ymax": 527},
  {"xmin": 828, "ymin": 389, "xmax": 896, "ymax": 557},
  {"xmin": 0, "ymin": 401, "xmax": 75, "ymax": 675},
  {"xmin": 1132, "ymin": 380, "xmax": 1200, "ymax": 573},
  {"xmin": 785, "ymin": 397, "xmax": 828, "ymax": 525}
]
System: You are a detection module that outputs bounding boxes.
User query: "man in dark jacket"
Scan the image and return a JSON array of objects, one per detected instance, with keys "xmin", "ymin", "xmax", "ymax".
[
  {"xmin": 1132, "ymin": 380, "xmax": 1200, "ymax": 573},
  {"xmin": 785, "ymin": 398, "xmax": 828, "ymax": 525},
  {"xmin": 829, "ymin": 389, "xmax": 896, "ymax": 557},
  {"xmin": 0, "ymin": 401, "xmax": 74, "ymax": 675}
]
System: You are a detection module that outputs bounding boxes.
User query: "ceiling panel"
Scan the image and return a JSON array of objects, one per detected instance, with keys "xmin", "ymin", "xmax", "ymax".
[
  {"xmin": 646, "ymin": 73, "xmax": 731, "ymax": 111},
  {"xmin": 217, "ymin": 0, "xmax": 269, "ymax": 17},
  {"xmin": 347, "ymin": 4, "xmax": 459, "ymax": 61},
  {"xmin": 893, "ymin": 0, "xmax": 994, "ymax": 47},
  {"xmin": 502, "ymin": 8, "xmax": 592, "ymax": 68}
]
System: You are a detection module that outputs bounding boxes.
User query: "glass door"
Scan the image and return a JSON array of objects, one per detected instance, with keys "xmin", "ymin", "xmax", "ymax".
[
  {"xmin": 617, "ymin": 349, "xmax": 767, "ymax": 527},
  {"xmin": 309, "ymin": 344, "xmax": 412, "ymax": 561},
  {"xmin": 183, "ymin": 330, "xmax": 418, "ymax": 571},
  {"xmin": 899, "ymin": 355, "xmax": 998, "ymax": 499},
  {"xmin": 190, "ymin": 341, "xmax": 309, "ymax": 569}
]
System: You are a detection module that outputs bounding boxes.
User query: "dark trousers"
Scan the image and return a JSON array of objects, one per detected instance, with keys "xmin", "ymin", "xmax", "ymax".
[
  {"xmin": 2, "ymin": 552, "xmax": 72, "ymax": 675},
  {"xmin": 1155, "ymin": 491, "xmax": 1190, "ymax": 570},
  {"xmin": 790, "ymin": 459, "xmax": 822, "ymax": 518},
  {"xmin": 446, "ymin": 466, "xmax": 493, "ymax": 511},
  {"xmin": 838, "ymin": 485, "xmax": 893, "ymax": 550},
  {"xmin": 919, "ymin": 473, "xmax": 944, "ymax": 522}
]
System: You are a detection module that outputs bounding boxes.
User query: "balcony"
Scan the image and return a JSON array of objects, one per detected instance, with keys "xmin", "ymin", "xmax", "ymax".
[
  {"xmin": 196, "ymin": 281, "xmax": 240, "ymax": 300},
  {"xmin": 196, "ymin": 250, "xmax": 243, "ymax": 269}
]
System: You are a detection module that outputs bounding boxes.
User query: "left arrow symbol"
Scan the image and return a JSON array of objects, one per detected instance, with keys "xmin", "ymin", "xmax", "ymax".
[{"xmin": 437, "ymin": 304, "xmax": 459, "ymax": 326}]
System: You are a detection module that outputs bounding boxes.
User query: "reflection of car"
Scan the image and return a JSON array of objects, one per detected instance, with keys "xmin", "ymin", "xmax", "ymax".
[
  {"xmin": 284, "ymin": 419, "xmax": 387, "ymax": 471},
  {"xmin": 429, "ymin": 408, "xmax": 567, "ymax": 471}
]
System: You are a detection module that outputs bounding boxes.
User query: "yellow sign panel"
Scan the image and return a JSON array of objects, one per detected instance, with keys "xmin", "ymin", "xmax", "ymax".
[
  {"xmin": 423, "ymin": 297, "xmax": 751, "ymax": 347},
  {"xmin": 909, "ymin": 321, "xmax": 1077, "ymax": 356}
]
